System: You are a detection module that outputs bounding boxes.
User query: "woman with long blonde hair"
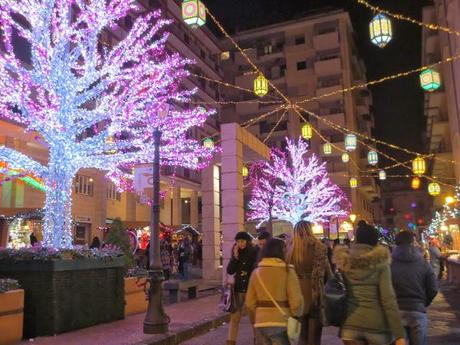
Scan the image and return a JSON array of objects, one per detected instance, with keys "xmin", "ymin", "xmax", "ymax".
[{"xmin": 286, "ymin": 220, "xmax": 331, "ymax": 345}]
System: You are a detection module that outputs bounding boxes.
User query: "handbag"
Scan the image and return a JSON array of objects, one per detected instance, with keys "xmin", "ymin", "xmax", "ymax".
[
  {"xmin": 323, "ymin": 270, "xmax": 347, "ymax": 327},
  {"xmin": 256, "ymin": 271, "xmax": 301, "ymax": 343},
  {"xmin": 220, "ymin": 282, "xmax": 237, "ymax": 313}
]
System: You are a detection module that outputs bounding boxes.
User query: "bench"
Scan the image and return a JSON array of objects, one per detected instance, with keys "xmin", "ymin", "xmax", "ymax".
[{"xmin": 163, "ymin": 279, "xmax": 202, "ymax": 304}]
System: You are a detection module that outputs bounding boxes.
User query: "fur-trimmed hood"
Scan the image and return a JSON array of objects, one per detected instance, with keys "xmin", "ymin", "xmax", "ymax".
[{"xmin": 333, "ymin": 244, "xmax": 391, "ymax": 278}]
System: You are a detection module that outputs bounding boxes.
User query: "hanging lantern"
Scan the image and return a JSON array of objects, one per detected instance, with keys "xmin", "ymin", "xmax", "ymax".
[
  {"xmin": 242, "ymin": 166, "xmax": 249, "ymax": 177},
  {"xmin": 349, "ymin": 178, "xmax": 358, "ymax": 188},
  {"xmin": 181, "ymin": 0, "xmax": 206, "ymax": 28},
  {"xmin": 411, "ymin": 177, "xmax": 421, "ymax": 190},
  {"xmin": 369, "ymin": 14, "xmax": 393, "ymax": 48},
  {"xmin": 203, "ymin": 137, "xmax": 214, "ymax": 149},
  {"xmin": 254, "ymin": 74, "xmax": 269, "ymax": 97},
  {"xmin": 342, "ymin": 152, "xmax": 350, "ymax": 163},
  {"xmin": 104, "ymin": 135, "xmax": 116, "ymax": 154},
  {"xmin": 345, "ymin": 134, "xmax": 357, "ymax": 151},
  {"xmin": 428, "ymin": 182, "xmax": 441, "ymax": 196},
  {"xmin": 323, "ymin": 143, "xmax": 332, "ymax": 155},
  {"xmin": 412, "ymin": 156, "xmax": 426, "ymax": 176},
  {"xmin": 419, "ymin": 69, "xmax": 441, "ymax": 92},
  {"xmin": 379, "ymin": 170, "xmax": 386, "ymax": 181},
  {"xmin": 367, "ymin": 151, "xmax": 379, "ymax": 166},
  {"xmin": 301, "ymin": 123, "xmax": 313, "ymax": 140}
]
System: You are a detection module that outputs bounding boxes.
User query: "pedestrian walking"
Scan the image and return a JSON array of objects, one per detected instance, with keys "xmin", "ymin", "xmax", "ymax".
[
  {"xmin": 226, "ymin": 231, "xmax": 258, "ymax": 345},
  {"xmin": 428, "ymin": 239, "xmax": 442, "ymax": 279},
  {"xmin": 160, "ymin": 241, "xmax": 172, "ymax": 281},
  {"xmin": 246, "ymin": 238, "xmax": 304, "ymax": 345},
  {"xmin": 256, "ymin": 229, "xmax": 272, "ymax": 262},
  {"xmin": 179, "ymin": 237, "xmax": 194, "ymax": 280},
  {"xmin": 286, "ymin": 220, "xmax": 332, "ymax": 345},
  {"xmin": 333, "ymin": 223, "xmax": 406, "ymax": 345},
  {"xmin": 391, "ymin": 231, "xmax": 438, "ymax": 345}
]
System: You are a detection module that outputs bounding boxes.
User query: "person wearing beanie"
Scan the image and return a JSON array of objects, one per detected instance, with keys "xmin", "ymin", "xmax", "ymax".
[
  {"xmin": 333, "ymin": 224, "xmax": 406, "ymax": 345},
  {"xmin": 391, "ymin": 231, "xmax": 438, "ymax": 345},
  {"xmin": 226, "ymin": 231, "xmax": 258, "ymax": 345}
]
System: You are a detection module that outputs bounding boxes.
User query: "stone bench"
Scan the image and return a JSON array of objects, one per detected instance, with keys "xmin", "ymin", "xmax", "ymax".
[{"xmin": 163, "ymin": 279, "xmax": 202, "ymax": 304}]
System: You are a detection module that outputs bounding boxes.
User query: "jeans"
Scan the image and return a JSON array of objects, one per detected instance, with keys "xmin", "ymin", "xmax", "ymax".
[
  {"xmin": 400, "ymin": 310, "xmax": 428, "ymax": 345},
  {"xmin": 341, "ymin": 328, "xmax": 393, "ymax": 345},
  {"xmin": 256, "ymin": 327, "xmax": 290, "ymax": 345},
  {"xmin": 181, "ymin": 262, "xmax": 192, "ymax": 280}
]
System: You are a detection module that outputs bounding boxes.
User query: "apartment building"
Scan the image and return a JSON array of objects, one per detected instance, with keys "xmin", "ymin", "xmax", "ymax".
[
  {"xmin": 422, "ymin": 2, "xmax": 460, "ymax": 208},
  {"xmin": 0, "ymin": 0, "xmax": 223, "ymax": 247},
  {"xmin": 220, "ymin": 9, "xmax": 380, "ymax": 229}
]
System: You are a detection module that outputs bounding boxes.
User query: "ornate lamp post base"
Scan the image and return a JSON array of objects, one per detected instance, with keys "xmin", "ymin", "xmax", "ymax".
[{"xmin": 143, "ymin": 268, "xmax": 169, "ymax": 334}]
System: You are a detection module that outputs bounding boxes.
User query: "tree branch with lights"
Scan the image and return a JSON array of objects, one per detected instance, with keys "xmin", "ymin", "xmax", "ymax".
[
  {"xmin": 248, "ymin": 139, "xmax": 350, "ymax": 227},
  {"xmin": 0, "ymin": 0, "xmax": 217, "ymax": 248}
]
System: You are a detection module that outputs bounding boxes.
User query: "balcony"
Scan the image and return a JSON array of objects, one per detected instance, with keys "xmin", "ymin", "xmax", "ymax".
[
  {"xmin": 427, "ymin": 91, "xmax": 445, "ymax": 109},
  {"xmin": 361, "ymin": 176, "xmax": 379, "ymax": 198},
  {"xmin": 314, "ymin": 57, "xmax": 341, "ymax": 76},
  {"xmin": 313, "ymin": 31, "xmax": 340, "ymax": 51},
  {"xmin": 318, "ymin": 113, "xmax": 345, "ymax": 131}
]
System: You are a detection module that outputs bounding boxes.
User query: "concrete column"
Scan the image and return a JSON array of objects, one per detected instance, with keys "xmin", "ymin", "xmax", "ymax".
[
  {"xmin": 221, "ymin": 123, "xmax": 245, "ymax": 280},
  {"xmin": 172, "ymin": 187, "xmax": 182, "ymax": 226},
  {"xmin": 190, "ymin": 190, "xmax": 199, "ymax": 229},
  {"xmin": 201, "ymin": 163, "xmax": 221, "ymax": 280}
]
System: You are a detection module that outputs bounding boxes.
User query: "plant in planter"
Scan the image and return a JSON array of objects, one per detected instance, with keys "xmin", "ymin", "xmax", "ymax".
[
  {"xmin": 0, "ymin": 278, "xmax": 24, "ymax": 345},
  {"xmin": 105, "ymin": 219, "xmax": 135, "ymax": 268}
]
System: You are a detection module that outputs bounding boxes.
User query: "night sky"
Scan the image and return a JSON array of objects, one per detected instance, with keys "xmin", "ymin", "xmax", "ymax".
[{"xmin": 204, "ymin": 0, "xmax": 433, "ymax": 171}]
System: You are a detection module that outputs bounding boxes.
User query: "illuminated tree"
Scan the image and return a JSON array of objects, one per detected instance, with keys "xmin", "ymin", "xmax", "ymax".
[
  {"xmin": 0, "ymin": 1, "xmax": 216, "ymax": 248},
  {"xmin": 248, "ymin": 139, "xmax": 350, "ymax": 226}
]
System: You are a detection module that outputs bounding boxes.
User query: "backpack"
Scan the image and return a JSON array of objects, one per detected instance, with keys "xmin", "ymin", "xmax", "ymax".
[{"xmin": 323, "ymin": 270, "xmax": 347, "ymax": 327}]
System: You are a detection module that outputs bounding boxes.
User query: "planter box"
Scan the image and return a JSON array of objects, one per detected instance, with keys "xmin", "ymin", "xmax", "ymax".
[
  {"xmin": 0, "ymin": 257, "xmax": 125, "ymax": 338},
  {"xmin": 0, "ymin": 289, "xmax": 24, "ymax": 345},
  {"xmin": 124, "ymin": 277, "xmax": 148, "ymax": 316}
]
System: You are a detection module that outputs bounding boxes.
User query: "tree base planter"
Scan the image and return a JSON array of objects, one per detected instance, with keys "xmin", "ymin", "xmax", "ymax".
[
  {"xmin": 0, "ymin": 289, "xmax": 24, "ymax": 345},
  {"xmin": 0, "ymin": 258, "xmax": 125, "ymax": 338},
  {"xmin": 124, "ymin": 277, "xmax": 148, "ymax": 316}
]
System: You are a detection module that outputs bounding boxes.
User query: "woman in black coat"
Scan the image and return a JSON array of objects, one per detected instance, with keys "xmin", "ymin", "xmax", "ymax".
[{"xmin": 226, "ymin": 231, "xmax": 258, "ymax": 345}]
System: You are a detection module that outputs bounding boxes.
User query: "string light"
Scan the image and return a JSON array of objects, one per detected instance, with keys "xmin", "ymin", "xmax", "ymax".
[{"xmin": 263, "ymin": 109, "xmax": 289, "ymax": 144}]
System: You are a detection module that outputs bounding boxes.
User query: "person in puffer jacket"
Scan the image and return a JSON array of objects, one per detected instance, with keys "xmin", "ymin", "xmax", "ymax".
[
  {"xmin": 333, "ymin": 223, "xmax": 406, "ymax": 345},
  {"xmin": 391, "ymin": 231, "xmax": 438, "ymax": 345}
]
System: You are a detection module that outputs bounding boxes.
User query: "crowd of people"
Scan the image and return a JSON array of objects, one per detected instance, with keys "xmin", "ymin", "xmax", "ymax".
[{"xmin": 225, "ymin": 220, "xmax": 442, "ymax": 345}]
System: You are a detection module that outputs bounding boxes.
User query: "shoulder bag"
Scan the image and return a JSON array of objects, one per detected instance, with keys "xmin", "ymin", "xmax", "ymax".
[
  {"xmin": 256, "ymin": 270, "xmax": 301, "ymax": 343},
  {"xmin": 220, "ymin": 274, "xmax": 237, "ymax": 313},
  {"xmin": 323, "ymin": 270, "xmax": 347, "ymax": 327}
]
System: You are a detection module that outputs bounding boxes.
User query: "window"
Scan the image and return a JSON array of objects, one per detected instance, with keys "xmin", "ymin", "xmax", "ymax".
[
  {"xmin": 264, "ymin": 45, "xmax": 273, "ymax": 55},
  {"xmin": 107, "ymin": 182, "xmax": 121, "ymax": 201},
  {"xmin": 75, "ymin": 175, "xmax": 94, "ymax": 196},
  {"xmin": 295, "ymin": 36, "xmax": 305, "ymax": 45},
  {"xmin": 280, "ymin": 64, "xmax": 287, "ymax": 77},
  {"xmin": 297, "ymin": 61, "xmax": 307, "ymax": 70}
]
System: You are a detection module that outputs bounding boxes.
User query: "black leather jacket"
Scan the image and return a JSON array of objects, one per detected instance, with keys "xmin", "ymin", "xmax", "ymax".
[{"xmin": 227, "ymin": 245, "xmax": 258, "ymax": 293}]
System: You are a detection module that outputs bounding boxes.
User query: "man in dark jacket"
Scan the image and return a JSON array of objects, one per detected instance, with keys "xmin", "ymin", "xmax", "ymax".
[
  {"xmin": 391, "ymin": 231, "xmax": 438, "ymax": 345},
  {"xmin": 226, "ymin": 231, "xmax": 258, "ymax": 345}
]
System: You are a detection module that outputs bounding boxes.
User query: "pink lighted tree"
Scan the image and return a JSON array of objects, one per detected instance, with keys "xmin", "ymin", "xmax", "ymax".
[
  {"xmin": 0, "ymin": 1, "xmax": 216, "ymax": 248},
  {"xmin": 248, "ymin": 139, "xmax": 350, "ymax": 226}
]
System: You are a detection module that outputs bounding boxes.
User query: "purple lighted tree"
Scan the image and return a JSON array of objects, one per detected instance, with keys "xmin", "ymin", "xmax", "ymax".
[
  {"xmin": 248, "ymin": 139, "xmax": 350, "ymax": 226},
  {"xmin": 0, "ymin": 1, "xmax": 216, "ymax": 248}
]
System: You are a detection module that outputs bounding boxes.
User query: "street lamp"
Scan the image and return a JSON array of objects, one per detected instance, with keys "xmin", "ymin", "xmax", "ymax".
[{"xmin": 144, "ymin": 103, "xmax": 170, "ymax": 334}]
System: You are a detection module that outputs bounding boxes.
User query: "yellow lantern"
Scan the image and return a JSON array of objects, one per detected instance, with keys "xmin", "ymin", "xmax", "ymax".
[
  {"xmin": 411, "ymin": 177, "xmax": 421, "ymax": 190},
  {"xmin": 301, "ymin": 123, "xmax": 313, "ymax": 140},
  {"xmin": 182, "ymin": 0, "xmax": 206, "ymax": 28},
  {"xmin": 203, "ymin": 137, "xmax": 214, "ymax": 149},
  {"xmin": 428, "ymin": 182, "xmax": 441, "ymax": 196},
  {"xmin": 369, "ymin": 14, "xmax": 392, "ymax": 48},
  {"xmin": 345, "ymin": 134, "xmax": 357, "ymax": 152},
  {"xmin": 342, "ymin": 152, "xmax": 350, "ymax": 163},
  {"xmin": 378, "ymin": 170, "xmax": 386, "ymax": 181},
  {"xmin": 323, "ymin": 143, "xmax": 332, "ymax": 155},
  {"xmin": 412, "ymin": 156, "xmax": 426, "ymax": 176},
  {"xmin": 254, "ymin": 74, "xmax": 269, "ymax": 97},
  {"xmin": 242, "ymin": 166, "xmax": 249, "ymax": 177},
  {"xmin": 349, "ymin": 177, "xmax": 358, "ymax": 188}
]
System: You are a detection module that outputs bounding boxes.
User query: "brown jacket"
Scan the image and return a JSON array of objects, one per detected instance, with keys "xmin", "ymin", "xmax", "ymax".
[{"xmin": 245, "ymin": 258, "xmax": 304, "ymax": 328}]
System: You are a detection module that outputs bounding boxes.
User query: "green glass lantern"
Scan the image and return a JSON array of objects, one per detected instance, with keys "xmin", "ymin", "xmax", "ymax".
[
  {"xmin": 369, "ymin": 14, "xmax": 392, "ymax": 48},
  {"xmin": 182, "ymin": 0, "xmax": 206, "ymax": 28},
  {"xmin": 419, "ymin": 69, "xmax": 441, "ymax": 92},
  {"xmin": 379, "ymin": 170, "xmax": 386, "ymax": 181},
  {"xmin": 345, "ymin": 134, "xmax": 357, "ymax": 152},
  {"xmin": 203, "ymin": 137, "xmax": 214, "ymax": 149},
  {"xmin": 367, "ymin": 150, "xmax": 379, "ymax": 166}
]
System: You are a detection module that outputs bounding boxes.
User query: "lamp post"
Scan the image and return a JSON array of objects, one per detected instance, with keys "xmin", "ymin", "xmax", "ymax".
[{"xmin": 144, "ymin": 103, "xmax": 170, "ymax": 334}]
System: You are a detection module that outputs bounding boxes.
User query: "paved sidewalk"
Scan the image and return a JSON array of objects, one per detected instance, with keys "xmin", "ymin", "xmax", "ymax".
[{"xmin": 21, "ymin": 294, "xmax": 228, "ymax": 345}]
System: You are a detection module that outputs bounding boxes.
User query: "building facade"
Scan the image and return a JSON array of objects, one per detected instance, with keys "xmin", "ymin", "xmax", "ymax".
[
  {"xmin": 220, "ymin": 9, "xmax": 380, "ymax": 230},
  {"xmin": 422, "ymin": 1, "xmax": 460, "ymax": 208}
]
